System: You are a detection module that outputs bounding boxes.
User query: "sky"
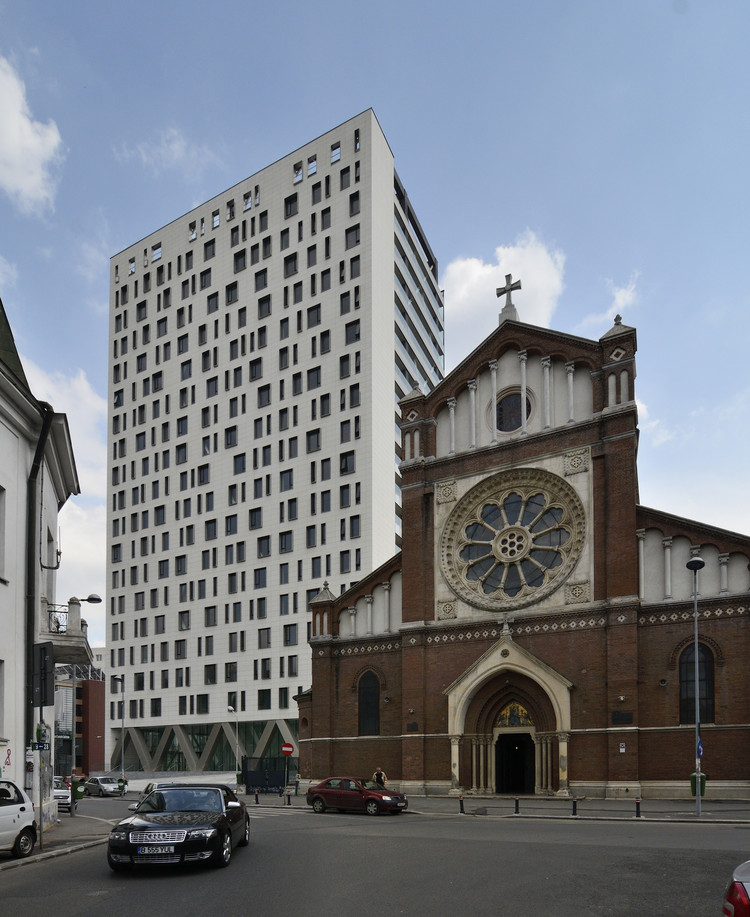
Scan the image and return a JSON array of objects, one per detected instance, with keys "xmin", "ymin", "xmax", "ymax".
[{"xmin": 2, "ymin": 0, "xmax": 749, "ymax": 646}]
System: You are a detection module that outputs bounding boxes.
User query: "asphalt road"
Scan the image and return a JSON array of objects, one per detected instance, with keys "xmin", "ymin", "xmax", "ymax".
[{"xmin": 2, "ymin": 804, "xmax": 747, "ymax": 916}]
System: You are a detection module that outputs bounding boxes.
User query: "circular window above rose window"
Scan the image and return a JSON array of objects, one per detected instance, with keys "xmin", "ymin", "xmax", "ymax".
[{"xmin": 440, "ymin": 468, "xmax": 586, "ymax": 612}]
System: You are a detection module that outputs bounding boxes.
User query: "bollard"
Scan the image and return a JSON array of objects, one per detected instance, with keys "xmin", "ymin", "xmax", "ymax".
[
  {"xmin": 514, "ymin": 796, "xmax": 520, "ymax": 815},
  {"xmin": 286, "ymin": 792, "xmax": 291, "ymax": 806},
  {"xmin": 635, "ymin": 797, "xmax": 641, "ymax": 818},
  {"xmin": 459, "ymin": 795, "xmax": 465, "ymax": 814},
  {"xmin": 572, "ymin": 797, "xmax": 578, "ymax": 817},
  {"xmin": 255, "ymin": 790, "xmax": 259, "ymax": 805}
]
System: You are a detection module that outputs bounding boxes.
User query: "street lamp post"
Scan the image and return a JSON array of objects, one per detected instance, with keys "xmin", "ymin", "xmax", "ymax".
[
  {"xmin": 686, "ymin": 556, "xmax": 705, "ymax": 817},
  {"xmin": 112, "ymin": 676, "xmax": 125, "ymax": 787},
  {"xmin": 228, "ymin": 705, "xmax": 239, "ymax": 785}
]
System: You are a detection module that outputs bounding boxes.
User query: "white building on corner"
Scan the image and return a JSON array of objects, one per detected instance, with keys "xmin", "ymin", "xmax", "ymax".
[
  {"xmin": 106, "ymin": 110, "xmax": 444, "ymax": 776},
  {"xmin": 0, "ymin": 296, "xmax": 90, "ymax": 824}
]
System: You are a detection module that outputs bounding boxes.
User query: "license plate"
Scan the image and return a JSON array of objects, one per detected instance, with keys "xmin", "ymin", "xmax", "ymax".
[
  {"xmin": 137, "ymin": 845, "xmax": 174, "ymax": 854},
  {"xmin": 397, "ymin": 802, "xmax": 406, "ymax": 807}
]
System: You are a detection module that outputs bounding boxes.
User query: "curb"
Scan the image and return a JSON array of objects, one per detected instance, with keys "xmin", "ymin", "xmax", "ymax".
[{"xmin": 0, "ymin": 837, "xmax": 108, "ymax": 872}]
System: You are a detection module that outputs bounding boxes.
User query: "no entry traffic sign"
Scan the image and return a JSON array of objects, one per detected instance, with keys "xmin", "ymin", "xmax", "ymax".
[{"xmin": 281, "ymin": 742, "xmax": 295, "ymax": 756}]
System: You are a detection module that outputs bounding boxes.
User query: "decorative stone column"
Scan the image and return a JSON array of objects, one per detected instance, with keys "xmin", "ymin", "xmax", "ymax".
[
  {"xmin": 365, "ymin": 594, "xmax": 373, "ymax": 635},
  {"xmin": 447, "ymin": 398, "xmax": 456, "ymax": 455},
  {"xmin": 450, "ymin": 735, "xmax": 462, "ymax": 790},
  {"xmin": 489, "ymin": 360, "xmax": 498, "ymax": 444},
  {"xmin": 662, "ymin": 536, "xmax": 673, "ymax": 600},
  {"xmin": 542, "ymin": 356, "xmax": 551, "ymax": 429},
  {"xmin": 556, "ymin": 732, "xmax": 570, "ymax": 796},
  {"xmin": 719, "ymin": 553, "xmax": 729, "ymax": 594},
  {"xmin": 690, "ymin": 546, "xmax": 704, "ymax": 595},
  {"xmin": 382, "ymin": 581, "xmax": 391, "ymax": 633},
  {"xmin": 519, "ymin": 351, "xmax": 528, "ymax": 436},
  {"xmin": 486, "ymin": 736, "xmax": 496, "ymax": 793},
  {"xmin": 468, "ymin": 380, "xmax": 477, "ymax": 449},
  {"xmin": 566, "ymin": 361, "xmax": 575, "ymax": 423},
  {"xmin": 636, "ymin": 529, "xmax": 646, "ymax": 599},
  {"xmin": 471, "ymin": 737, "xmax": 478, "ymax": 791},
  {"xmin": 348, "ymin": 607, "xmax": 357, "ymax": 637}
]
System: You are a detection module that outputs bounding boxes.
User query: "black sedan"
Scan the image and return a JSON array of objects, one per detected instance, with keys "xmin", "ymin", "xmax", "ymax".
[{"xmin": 107, "ymin": 784, "xmax": 249, "ymax": 870}]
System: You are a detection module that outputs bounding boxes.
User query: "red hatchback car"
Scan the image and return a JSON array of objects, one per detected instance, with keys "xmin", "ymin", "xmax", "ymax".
[{"xmin": 307, "ymin": 777, "xmax": 408, "ymax": 815}]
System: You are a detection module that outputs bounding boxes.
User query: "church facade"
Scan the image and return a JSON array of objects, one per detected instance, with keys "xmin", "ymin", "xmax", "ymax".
[{"xmin": 297, "ymin": 288, "xmax": 750, "ymax": 798}]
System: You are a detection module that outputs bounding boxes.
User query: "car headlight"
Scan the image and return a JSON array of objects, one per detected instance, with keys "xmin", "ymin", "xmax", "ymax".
[
  {"xmin": 380, "ymin": 795, "xmax": 393, "ymax": 802},
  {"xmin": 109, "ymin": 828, "xmax": 128, "ymax": 842},
  {"xmin": 187, "ymin": 827, "xmax": 218, "ymax": 841}
]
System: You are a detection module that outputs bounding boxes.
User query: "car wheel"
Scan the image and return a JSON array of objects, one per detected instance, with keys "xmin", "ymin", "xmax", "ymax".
[
  {"xmin": 107, "ymin": 852, "xmax": 126, "ymax": 872},
  {"xmin": 312, "ymin": 797, "xmax": 326, "ymax": 814},
  {"xmin": 13, "ymin": 828, "xmax": 35, "ymax": 858},
  {"xmin": 238, "ymin": 816, "xmax": 250, "ymax": 847},
  {"xmin": 365, "ymin": 800, "xmax": 380, "ymax": 816},
  {"xmin": 213, "ymin": 831, "xmax": 232, "ymax": 868}
]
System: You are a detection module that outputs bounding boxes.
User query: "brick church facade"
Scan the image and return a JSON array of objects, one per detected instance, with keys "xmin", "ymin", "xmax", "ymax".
[{"xmin": 297, "ymin": 289, "xmax": 750, "ymax": 798}]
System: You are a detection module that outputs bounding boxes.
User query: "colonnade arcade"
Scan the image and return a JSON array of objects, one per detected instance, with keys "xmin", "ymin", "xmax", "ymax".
[{"xmin": 444, "ymin": 635, "xmax": 573, "ymax": 796}]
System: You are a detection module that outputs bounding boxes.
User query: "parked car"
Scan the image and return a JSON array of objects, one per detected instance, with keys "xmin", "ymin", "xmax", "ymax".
[
  {"xmin": 722, "ymin": 860, "xmax": 750, "ymax": 915},
  {"xmin": 306, "ymin": 777, "xmax": 408, "ymax": 815},
  {"xmin": 0, "ymin": 780, "xmax": 37, "ymax": 858},
  {"xmin": 138, "ymin": 781, "xmax": 177, "ymax": 801},
  {"xmin": 85, "ymin": 776, "xmax": 123, "ymax": 797},
  {"xmin": 107, "ymin": 784, "xmax": 249, "ymax": 870},
  {"xmin": 53, "ymin": 776, "xmax": 76, "ymax": 811}
]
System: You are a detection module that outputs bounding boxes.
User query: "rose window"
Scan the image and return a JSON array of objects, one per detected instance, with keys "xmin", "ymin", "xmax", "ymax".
[{"xmin": 440, "ymin": 469, "xmax": 585, "ymax": 612}]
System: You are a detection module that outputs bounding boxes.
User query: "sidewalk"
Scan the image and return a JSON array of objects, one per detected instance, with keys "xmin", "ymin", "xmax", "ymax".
[{"xmin": 3, "ymin": 791, "xmax": 749, "ymax": 871}]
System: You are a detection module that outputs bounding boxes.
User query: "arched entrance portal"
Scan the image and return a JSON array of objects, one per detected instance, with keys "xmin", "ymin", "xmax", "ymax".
[
  {"xmin": 444, "ymin": 634, "xmax": 572, "ymax": 796},
  {"xmin": 496, "ymin": 733, "xmax": 535, "ymax": 794}
]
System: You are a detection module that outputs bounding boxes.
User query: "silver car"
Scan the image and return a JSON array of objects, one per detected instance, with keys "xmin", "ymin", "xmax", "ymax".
[
  {"xmin": 722, "ymin": 860, "xmax": 750, "ymax": 915},
  {"xmin": 84, "ymin": 776, "xmax": 124, "ymax": 797}
]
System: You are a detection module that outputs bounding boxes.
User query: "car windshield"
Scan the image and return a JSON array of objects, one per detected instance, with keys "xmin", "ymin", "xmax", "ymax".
[
  {"xmin": 139, "ymin": 788, "xmax": 223, "ymax": 813},
  {"xmin": 360, "ymin": 780, "xmax": 382, "ymax": 790},
  {"xmin": 100, "ymin": 778, "xmax": 118, "ymax": 785},
  {"xmin": 54, "ymin": 778, "xmax": 65, "ymax": 789}
]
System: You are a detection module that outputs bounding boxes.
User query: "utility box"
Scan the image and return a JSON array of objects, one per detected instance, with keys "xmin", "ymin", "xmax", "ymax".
[{"xmin": 690, "ymin": 771, "xmax": 707, "ymax": 797}]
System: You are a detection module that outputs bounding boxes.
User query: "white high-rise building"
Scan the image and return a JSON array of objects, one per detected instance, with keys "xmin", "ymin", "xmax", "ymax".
[{"xmin": 106, "ymin": 111, "xmax": 444, "ymax": 775}]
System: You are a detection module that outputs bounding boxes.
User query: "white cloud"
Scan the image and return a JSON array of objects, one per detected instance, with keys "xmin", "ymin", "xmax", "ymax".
[
  {"xmin": 77, "ymin": 234, "xmax": 111, "ymax": 288},
  {"xmin": 21, "ymin": 357, "xmax": 108, "ymax": 499},
  {"xmin": 55, "ymin": 499, "xmax": 107, "ymax": 645},
  {"xmin": 19, "ymin": 357, "xmax": 108, "ymax": 643},
  {"xmin": 575, "ymin": 272, "xmax": 640, "ymax": 334},
  {"xmin": 0, "ymin": 253, "xmax": 19, "ymax": 290},
  {"xmin": 441, "ymin": 230, "xmax": 565, "ymax": 371},
  {"xmin": 114, "ymin": 127, "xmax": 223, "ymax": 183},
  {"xmin": 636, "ymin": 398, "xmax": 673, "ymax": 447},
  {"xmin": 0, "ymin": 56, "xmax": 63, "ymax": 215}
]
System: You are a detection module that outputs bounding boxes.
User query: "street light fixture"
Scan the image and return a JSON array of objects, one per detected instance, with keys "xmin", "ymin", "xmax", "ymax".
[
  {"xmin": 112, "ymin": 675, "xmax": 126, "ymax": 786},
  {"xmin": 686, "ymin": 555, "xmax": 705, "ymax": 817},
  {"xmin": 70, "ymin": 594, "xmax": 103, "ymax": 605},
  {"xmin": 228, "ymin": 706, "xmax": 239, "ymax": 783}
]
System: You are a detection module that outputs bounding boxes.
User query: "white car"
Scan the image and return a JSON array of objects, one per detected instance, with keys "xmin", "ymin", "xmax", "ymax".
[
  {"xmin": 0, "ymin": 780, "xmax": 37, "ymax": 858},
  {"xmin": 54, "ymin": 776, "xmax": 75, "ymax": 811}
]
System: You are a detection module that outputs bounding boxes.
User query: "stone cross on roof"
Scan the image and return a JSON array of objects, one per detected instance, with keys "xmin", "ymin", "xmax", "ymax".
[{"xmin": 496, "ymin": 273, "xmax": 521, "ymax": 324}]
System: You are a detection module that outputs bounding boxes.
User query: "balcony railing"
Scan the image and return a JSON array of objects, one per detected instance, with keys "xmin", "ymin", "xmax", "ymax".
[{"xmin": 48, "ymin": 607, "xmax": 68, "ymax": 633}]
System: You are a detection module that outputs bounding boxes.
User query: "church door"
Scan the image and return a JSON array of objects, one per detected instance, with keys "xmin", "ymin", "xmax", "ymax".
[{"xmin": 495, "ymin": 733, "xmax": 535, "ymax": 794}]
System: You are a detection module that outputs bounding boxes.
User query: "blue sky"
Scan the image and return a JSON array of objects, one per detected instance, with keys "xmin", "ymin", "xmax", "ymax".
[{"xmin": 2, "ymin": 0, "xmax": 749, "ymax": 644}]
